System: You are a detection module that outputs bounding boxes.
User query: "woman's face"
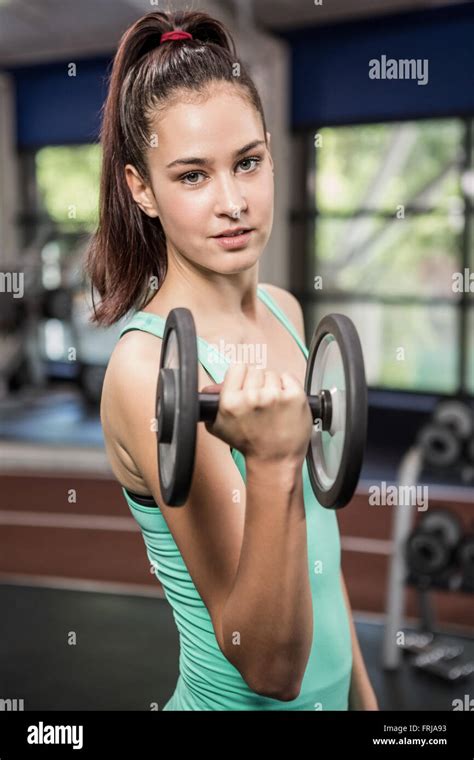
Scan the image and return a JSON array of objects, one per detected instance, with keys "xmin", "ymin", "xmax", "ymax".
[{"xmin": 126, "ymin": 84, "xmax": 274, "ymax": 274}]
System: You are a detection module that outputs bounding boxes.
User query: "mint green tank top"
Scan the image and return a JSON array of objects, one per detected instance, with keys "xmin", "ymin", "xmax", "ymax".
[{"xmin": 119, "ymin": 285, "xmax": 352, "ymax": 710}]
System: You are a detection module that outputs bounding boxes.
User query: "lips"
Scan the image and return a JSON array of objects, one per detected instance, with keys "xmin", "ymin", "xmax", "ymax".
[
  {"xmin": 214, "ymin": 228, "xmax": 252, "ymax": 237},
  {"xmin": 213, "ymin": 229, "xmax": 253, "ymax": 249}
]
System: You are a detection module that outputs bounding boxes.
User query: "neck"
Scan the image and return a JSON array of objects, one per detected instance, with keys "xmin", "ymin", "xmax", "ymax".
[{"xmin": 148, "ymin": 249, "xmax": 261, "ymax": 324}]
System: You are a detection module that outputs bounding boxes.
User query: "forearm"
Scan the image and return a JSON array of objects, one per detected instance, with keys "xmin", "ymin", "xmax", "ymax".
[
  {"xmin": 221, "ymin": 457, "xmax": 313, "ymax": 698},
  {"xmin": 340, "ymin": 571, "xmax": 379, "ymax": 710}
]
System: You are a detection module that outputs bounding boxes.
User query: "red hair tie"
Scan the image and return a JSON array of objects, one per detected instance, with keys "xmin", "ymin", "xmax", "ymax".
[{"xmin": 160, "ymin": 30, "xmax": 193, "ymax": 44}]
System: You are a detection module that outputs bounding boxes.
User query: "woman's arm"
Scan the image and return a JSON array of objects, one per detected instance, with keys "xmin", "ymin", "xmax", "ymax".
[
  {"xmin": 340, "ymin": 571, "xmax": 379, "ymax": 710},
  {"xmin": 221, "ymin": 456, "xmax": 313, "ymax": 700}
]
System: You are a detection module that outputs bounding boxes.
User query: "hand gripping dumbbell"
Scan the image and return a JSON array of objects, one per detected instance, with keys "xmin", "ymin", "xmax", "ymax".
[{"xmin": 156, "ymin": 309, "xmax": 367, "ymax": 509}]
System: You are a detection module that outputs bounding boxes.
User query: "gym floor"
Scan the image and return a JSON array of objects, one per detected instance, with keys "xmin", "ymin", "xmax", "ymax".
[{"xmin": 2, "ymin": 583, "xmax": 473, "ymax": 711}]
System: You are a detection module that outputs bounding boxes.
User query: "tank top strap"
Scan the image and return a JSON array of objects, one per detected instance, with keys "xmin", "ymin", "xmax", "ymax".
[
  {"xmin": 119, "ymin": 311, "xmax": 229, "ymax": 385},
  {"xmin": 257, "ymin": 286, "xmax": 309, "ymax": 359},
  {"xmin": 118, "ymin": 285, "xmax": 307, "ymax": 384}
]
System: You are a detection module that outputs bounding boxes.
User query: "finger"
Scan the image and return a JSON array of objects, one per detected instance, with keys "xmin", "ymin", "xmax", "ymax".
[
  {"xmin": 280, "ymin": 371, "xmax": 303, "ymax": 391},
  {"xmin": 222, "ymin": 363, "xmax": 248, "ymax": 392},
  {"xmin": 262, "ymin": 370, "xmax": 282, "ymax": 391},
  {"xmin": 200, "ymin": 382, "xmax": 223, "ymax": 393},
  {"xmin": 243, "ymin": 366, "xmax": 266, "ymax": 388}
]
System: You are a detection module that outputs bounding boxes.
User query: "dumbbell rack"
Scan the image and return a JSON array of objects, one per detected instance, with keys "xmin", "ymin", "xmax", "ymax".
[
  {"xmin": 382, "ymin": 445, "xmax": 473, "ymax": 670},
  {"xmin": 382, "ymin": 446, "xmax": 423, "ymax": 669}
]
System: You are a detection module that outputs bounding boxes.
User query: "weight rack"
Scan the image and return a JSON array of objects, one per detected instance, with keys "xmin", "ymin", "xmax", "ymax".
[{"xmin": 382, "ymin": 445, "xmax": 474, "ymax": 670}]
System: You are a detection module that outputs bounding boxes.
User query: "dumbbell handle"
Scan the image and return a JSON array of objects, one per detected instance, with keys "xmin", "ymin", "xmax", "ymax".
[{"xmin": 198, "ymin": 390, "xmax": 332, "ymax": 430}]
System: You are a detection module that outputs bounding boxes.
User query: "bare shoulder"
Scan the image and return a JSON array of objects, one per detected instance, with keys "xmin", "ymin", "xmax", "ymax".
[
  {"xmin": 100, "ymin": 329, "xmax": 162, "ymax": 457},
  {"xmin": 102, "ymin": 329, "xmax": 162, "ymax": 411},
  {"xmin": 106, "ymin": 328, "xmax": 161, "ymax": 375},
  {"xmin": 101, "ymin": 325, "xmax": 214, "ymax": 466},
  {"xmin": 259, "ymin": 283, "xmax": 305, "ymax": 344}
]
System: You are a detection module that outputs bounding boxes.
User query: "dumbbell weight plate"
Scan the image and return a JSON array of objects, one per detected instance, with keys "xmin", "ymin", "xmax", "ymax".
[
  {"xmin": 406, "ymin": 531, "xmax": 450, "ymax": 576},
  {"xmin": 405, "ymin": 508, "xmax": 463, "ymax": 577},
  {"xmin": 156, "ymin": 308, "xmax": 199, "ymax": 506},
  {"xmin": 305, "ymin": 314, "xmax": 367, "ymax": 509},
  {"xmin": 417, "ymin": 424, "xmax": 461, "ymax": 468},
  {"xmin": 434, "ymin": 400, "xmax": 473, "ymax": 441},
  {"xmin": 417, "ymin": 509, "xmax": 463, "ymax": 549}
]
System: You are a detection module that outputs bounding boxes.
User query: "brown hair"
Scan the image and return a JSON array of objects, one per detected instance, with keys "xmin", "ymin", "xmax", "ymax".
[{"xmin": 85, "ymin": 8, "xmax": 268, "ymax": 326}]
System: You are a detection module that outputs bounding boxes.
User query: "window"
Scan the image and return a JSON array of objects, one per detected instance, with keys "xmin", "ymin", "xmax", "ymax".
[
  {"xmin": 25, "ymin": 144, "xmax": 123, "ymax": 371},
  {"xmin": 35, "ymin": 144, "xmax": 101, "ymax": 231},
  {"xmin": 295, "ymin": 118, "xmax": 474, "ymax": 396},
  {"xmin": 30, "ymin": 144, "xmax": 102, "ymax": 292}
]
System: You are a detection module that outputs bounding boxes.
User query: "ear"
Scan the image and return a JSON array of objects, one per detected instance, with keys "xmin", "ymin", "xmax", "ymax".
[{"xmin": 124, "ymin": 164, "xmax": 160, "ymax": 218}]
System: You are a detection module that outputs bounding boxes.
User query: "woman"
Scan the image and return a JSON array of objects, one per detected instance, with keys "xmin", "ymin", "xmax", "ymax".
[{"xmin": 87, "ymin": 9, "xmax": 378, "ymax": 711}]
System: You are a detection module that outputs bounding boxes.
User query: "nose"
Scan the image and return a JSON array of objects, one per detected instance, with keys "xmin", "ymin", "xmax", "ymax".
[{"xmin": 213, "ymin": 172, "xmax": 248, "ymax": 218}]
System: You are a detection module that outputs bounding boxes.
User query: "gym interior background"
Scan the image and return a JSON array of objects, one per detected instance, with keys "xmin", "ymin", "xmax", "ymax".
[{"xmin": 0, "ymin": 0, "xmax": 473, "ymax": 711}]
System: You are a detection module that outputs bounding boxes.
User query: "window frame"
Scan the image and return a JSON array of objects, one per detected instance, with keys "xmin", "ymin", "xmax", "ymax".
[{"xmin": 289, "ymin": 116, "xmax": 474, "ymax": 402}]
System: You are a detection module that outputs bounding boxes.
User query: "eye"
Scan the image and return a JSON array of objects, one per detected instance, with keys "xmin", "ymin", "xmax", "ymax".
[
  {"xmin": 179, "ymin": 156, "xmax": 263, "ymax": 186},
  {"xmin": 240, "ymin": 156, "xmax": 262, "ymax": 174}
]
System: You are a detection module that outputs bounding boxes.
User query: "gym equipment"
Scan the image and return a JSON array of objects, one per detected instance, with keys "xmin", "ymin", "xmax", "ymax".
[
  {"xmin": 393, "ymin": 507, "xmax": 474, "ymax": 683},
  {"xmin": 417, "ymin": 424, "xmax": 461, "ymax": 468},
  {"xmin": 398, "ymin": 631, "xmax": 434, "ymax": 654},
  {"xmin": 433, "ymin": 399, "xmax": 474, "ymax": 441},
  {"xmin": 457, "ymin": 533, "xmax": 474, "ymax": 592},
  {"xmin": 414, "ymin": 643, "xmax": 463, "ymax": 666},
  {"xmin": 405, "ymin": 509, "xmax": 463, "ymax": 580},
  {"xmin": 383, "ymin": 426, "xmax": 474, "ymax": 672},
  {"xmin": 417, "ymin": 399, "xmax": 474, "ymax": 468},
  {"xmin": 412, "ymin": 644, "xmax": 474, "ymax": 682},
  {"xmin": 418, "ymin": 659, "xmax": 474, "ymax": 681},
  {"xmin": 304, "ymin": 314, "xmax": 367, "ymax": 509},
  {"xmin": 156, "ymin": 308, "xmax": 367, "ymax": 509},
  {"xmin": 398, "ymin": 628, "xmax": 474, "ymax": 682},
  {"xmin": 417, "ymin": 399, "xmax": 474, "ymax": 470}
]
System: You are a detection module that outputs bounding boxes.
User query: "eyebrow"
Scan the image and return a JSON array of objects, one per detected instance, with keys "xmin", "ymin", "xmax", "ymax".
[{"xmin": 165, "ymin": 139, "xmax": 266, "ymax": 170}]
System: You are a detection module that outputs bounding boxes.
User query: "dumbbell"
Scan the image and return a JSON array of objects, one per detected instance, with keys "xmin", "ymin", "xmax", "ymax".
[
  {"xmin": 405, "ymin": 509, "xmax": 463, "ymax": 580},
  {"xmin": 398, "ymin": 631, "xmax": 434, "ymax": 655},
  {"xmin": 412, "ymin": 643, "xmax": 474, "ymax": 682},
  {"xmin": 417, "ymin": 400, "xmax": 474, "ymax": 469},
  {"xmin": 155, "ymin": 308, "xmax": 367, "ymax": 509},
  {"xmin": 399, "ymin": 630, "xmax": 474, "ymax": 682}
]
